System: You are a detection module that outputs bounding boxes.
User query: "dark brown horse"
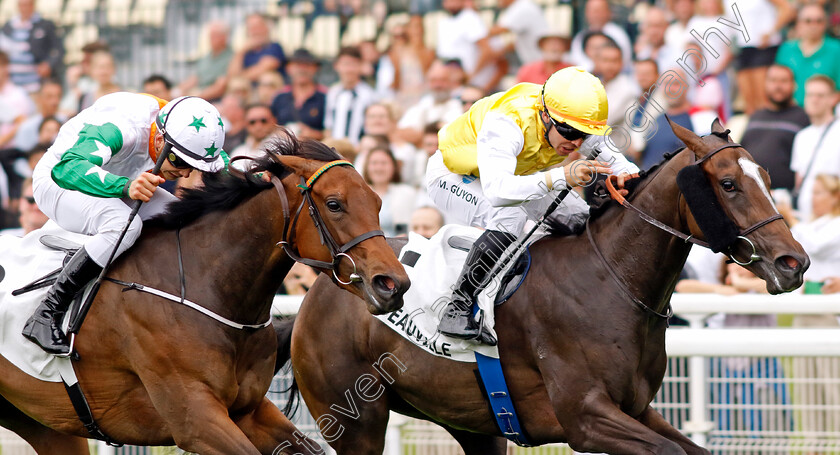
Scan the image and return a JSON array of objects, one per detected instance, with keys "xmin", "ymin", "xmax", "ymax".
[
  {"xmin": 278, "ymin": 120, "xmax": 808, "ymax": 454},
  {"xmin": 0, "ymin": 137, "xmax": 410, "ymax": 454}
]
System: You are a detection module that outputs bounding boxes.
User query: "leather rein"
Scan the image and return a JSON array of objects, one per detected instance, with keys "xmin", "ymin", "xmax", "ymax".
[
  {"xmin": 269, "ymin": 159, "xmax": 384, "ymax": 285},
  {"xmin": 587, "ymin": 143, "xmax": 785, "ymax": 320}
]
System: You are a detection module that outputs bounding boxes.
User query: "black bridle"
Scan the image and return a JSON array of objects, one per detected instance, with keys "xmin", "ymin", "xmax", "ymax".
[{"xmin": 270, "ymin": 160, "xmax": 384, "ymax": 285}]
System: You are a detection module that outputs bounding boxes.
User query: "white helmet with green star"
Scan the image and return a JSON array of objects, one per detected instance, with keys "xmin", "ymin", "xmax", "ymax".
[{"xmin": 156, "ymin": 96, "xmax": 226, "ymax": 172}]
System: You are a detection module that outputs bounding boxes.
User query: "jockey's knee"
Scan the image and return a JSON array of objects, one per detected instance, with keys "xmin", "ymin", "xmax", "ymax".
[{"xmin": 122, "ymin": 216, "xmax": 144, "ymax": 246}]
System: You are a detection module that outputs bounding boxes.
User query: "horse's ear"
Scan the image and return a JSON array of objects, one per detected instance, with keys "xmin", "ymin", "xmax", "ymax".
[
  {"xmin": 667, "ymin": 115, "xmax": 707, "ymax": 159},
  {"xmin": 710, "ymin": 118, "xmax": 733, "ymax": 141}
]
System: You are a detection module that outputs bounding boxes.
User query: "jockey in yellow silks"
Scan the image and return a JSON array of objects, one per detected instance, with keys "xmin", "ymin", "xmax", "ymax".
[
  {"xmin": 425, "ymin": 67, "xmax": 639, "ymax": 345},
  {"xmin": 24, "ymin": 93, "xmax": 228, "ymax": 355}
]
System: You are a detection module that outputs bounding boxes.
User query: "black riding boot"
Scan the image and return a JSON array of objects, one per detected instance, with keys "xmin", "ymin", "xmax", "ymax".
[
  {"xmin": 22, "ymin": 247, "xmax": 102, "ymax": 355},
  {"xmin": 438, "ymin": 230, "xmax": 515, "ymax": 345}
]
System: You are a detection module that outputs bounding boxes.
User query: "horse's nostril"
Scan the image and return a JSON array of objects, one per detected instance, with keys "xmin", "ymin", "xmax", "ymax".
[
  {"xmin": 373, "ymin": 275, "xmax": 397, "ymax": 296},
  {"xmin": 776, "ymin": 255, "xmax": 800, "ymax": 272}
]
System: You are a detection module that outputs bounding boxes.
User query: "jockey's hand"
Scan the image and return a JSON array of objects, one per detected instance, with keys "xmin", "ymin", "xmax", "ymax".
[
  {"xmin": 128, "ymin": 172, "xmax": 165, "ymax": 202},
  {"xmin": 564, "ymin": 159, "xmax": 612, "ymax": 188},
  {"xmin": 615, "ymin": 172, "xmax": 632, "ymax": 197}
]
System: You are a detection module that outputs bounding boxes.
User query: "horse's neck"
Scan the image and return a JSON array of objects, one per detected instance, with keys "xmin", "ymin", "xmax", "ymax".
[
  {"xmin": 184, "ymin": 189, "xmax": 292, "ymax": 325},
  {"xmin": 592, "ymin": 153, "xmax": 693, "ymax": 314}
]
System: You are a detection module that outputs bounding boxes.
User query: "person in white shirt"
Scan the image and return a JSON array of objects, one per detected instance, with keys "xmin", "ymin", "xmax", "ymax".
[
  {"xmin": 634, "ymin": 7, "xmax": 679, "ymax": 73},
  {"xmin": 436, "ymin": 0, "xmax": 504, "ymax": 92},
  {"xmin": 790, "ymin": 75, "xmax": 840, "ymax": 221},
  {"xmin": 593, "ymin": 41, "xmax": 639, "ymax": 127},
  {"xmin": 325, "ymin": 46, "xmax": 377, "ymax": 145},
  {"xmin": 569, "ymin": 0, "xmax": 633, "ymax": 71},
  {"xmin": 396, "ymin": 60, "xmax": 462, "ymax": 146},
  {"xmin": 487, "ymin": 0, "xmax": 548, "ymax": 66},
  {"xmin": 426, "ymin": 67, "xmax": 639, "ymax": 344},
  {"xmin": 0, "ymin": 50, "xmax": 35, "ymax": 148}
]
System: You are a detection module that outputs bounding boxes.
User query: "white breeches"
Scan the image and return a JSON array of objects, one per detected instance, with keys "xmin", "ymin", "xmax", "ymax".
[
  {"xmin": 32, "ymin": 174, "xmax": 178, "ymax": 266},
  {"xmin": 425, "ymin": 152, "xmax": 590, "ymax": 234}
]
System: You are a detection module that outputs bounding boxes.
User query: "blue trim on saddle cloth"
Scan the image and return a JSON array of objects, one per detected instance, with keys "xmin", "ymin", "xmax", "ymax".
[{"xmin": 474, "ymin": 352, "xmax": 533, "ymax": 447}]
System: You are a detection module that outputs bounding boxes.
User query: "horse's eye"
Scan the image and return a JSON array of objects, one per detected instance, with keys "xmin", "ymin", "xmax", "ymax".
[
  {"xmin": 326, "ymin": 200, "xmax": 342, "ymax": 212},
  {"xmin": 721, "ymin": 180, "xmax": 737, "ymax": 192}
]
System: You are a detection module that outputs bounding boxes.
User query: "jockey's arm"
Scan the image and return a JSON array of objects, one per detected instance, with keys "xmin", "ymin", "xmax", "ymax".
[
  {"xmin": 476, "ymin": 113, "xmax": 568, "ymax": 207},
  {"xmin": 51, "ymin": 122, "xmax": 132, "ymax": 198}
]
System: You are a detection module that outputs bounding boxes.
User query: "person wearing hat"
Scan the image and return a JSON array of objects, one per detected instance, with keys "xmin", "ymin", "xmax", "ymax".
[
  {"xmin": 426, "ymin": 66, "xmax": 639, "ymax": 344},
  {"xmin": 24, "ymin": 93, "xmax": 228, "ymax": 355},
  {"xmin": 516, "ymin": 30, "xmax": 573, "ymax": 84},
  {"xmin": 271, "ymin": 48, "xmax": 326, "ymax": 141}
]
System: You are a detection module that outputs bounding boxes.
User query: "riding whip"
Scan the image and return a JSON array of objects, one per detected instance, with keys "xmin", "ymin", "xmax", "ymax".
[{"xmin": 66, "ymin": 143, "xmax": 172, "ymax": 338}]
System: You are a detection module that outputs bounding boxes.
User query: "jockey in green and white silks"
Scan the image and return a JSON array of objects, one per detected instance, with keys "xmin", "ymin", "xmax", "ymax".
[{"xmin": 26, "ymin": 93, "xmax": 228, "ymax": 355}]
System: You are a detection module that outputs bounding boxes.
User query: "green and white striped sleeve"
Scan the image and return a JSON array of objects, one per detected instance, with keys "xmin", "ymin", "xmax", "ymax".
[{"xmin": 51, "ymin": 123, "xmax": 131, "ymax": 198}]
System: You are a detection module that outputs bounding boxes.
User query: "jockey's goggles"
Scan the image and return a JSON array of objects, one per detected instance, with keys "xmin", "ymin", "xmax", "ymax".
[{"xmin": 166, "ymin": 151, "xmax": 192, "ymax": 169}]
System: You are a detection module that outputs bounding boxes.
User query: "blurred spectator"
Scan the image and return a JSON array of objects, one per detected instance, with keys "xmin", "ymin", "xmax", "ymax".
[
  {"xmin": 445, "ymin": 59, "xmax": 468, "ymax": 99},
  {"xmin": 0, "ymin": 50, "xmax": 34, "ymax": 149},
  {"xmin": 639, "ymin": 83, "xmax": 693, "ymax": 170},
  {"xmin": 0, "ymin": 178, "xmax": 47, "ymax": 236},
  {"xmin": 36, "ymin": 116, "xmax": 59, "ymax": 145},
  {"xmin": 436, "ymin": 0, "xmax": 504, "ymax": 93},
  {"xmin": 13, "ymin": 78, "xmax": 63, "ymax": 152},
  {"xmin": 733, "ymin": 0, "xmax": 795, "ymax": 115},
  {"xmin": 396, "ymin": 60, "xmax": 461, "ymax": 147},
  {"xmin": 270, "ymin": 49, "xmax": 325, "ymax": 141},
  {"xmin": 358, "ymin": 40, "xmax": 380, "ymax": 87},
  {"xmin": 362, "ymin": 146, "xmax": 417, "ymax": 237},
  {"xmin": 377, "ymin": 16, "xmax": 435, "ymax": 107},
  {"xmin": 230, "ymin": 104, "xmax": 277, "ymax": 159},
  {"xmin": 256, "ymin": 71, "xmax": 283, "ymax": 106},
  {"xmin": 219, "ymin": 94, "xmax": 247, "ymax": 152},
  {"xmin": 487, "ymin": 0, "xmax": 548, "ymax": 66},
  {"xmin": 142, "ymin": 74, "xmax": 172, "ymax": 101},
  {"xmin": 516, "ymin": 31, "xmax": 572, "ymax": 85},
  {"xmin": 684, "ymin": 0, "xmax": 734, "ymax": 118},
  {"xmin": 686, "ymin": 42, "xmax": 725, "ymax": 135},
  {"xmin": 410, "ymin": 206, "xmax": 444, "ymax": 238},
  {"xmin": 634, "ymin": 7, "xmax": 678, "ymax": 74},
  {"xmin": 578, "ymin": 31, "xmax": 613, "ymax": 73},
  {"xmin": 775, "ymin": 4, "xmax": 840, "ymax": 108},
  {"xmin": 325, "ymin": 46, "xmax": 376, "ymax": 145},
  {"xmin": 227, "ymin": 13, "xmax": 286, "ymax": 85},
  {"xmin": 627, "ymin": 59, "xmax": 666, "ymax": 160},
  {"xmin": 354, "ymin": 134, "xmax": 389, "ymax": 169},
  {"xmin": 569, "ymin": 0, "xmax": 632, "ymax": 71},
  {"xmin": 176, "ymin": 21, "xmax": 232, "ymax": 102},
  {"xmin": 25, "ymin": 141, "xmax": 47, "ymax": 171},
  {"xmin": 790, "ymin": 75, "xmax": 840, "ymax": 221},
  {"xmin": 664, "ymin": 0, "xmax": 694, "ymax": 50},
  {"xmin": 321, "ymin": 137, "xmax": 356, "ymax": 162},
  {"xmin": 364, "ymin": 102, "xmax": 420, "ymax": 183},
  {"xmin": 740, "ymin": 64, "xmax": 809, "ymax": 191},
  {"xmin": 594, "ymin": 42, "xmax": 638, "ymax": 127},
  {"xmin": 77, "ymin": 50, "xmax": 120, "ymax": 112},
  {"xmin": 226, "ymin": 76, "xmax": 253, "ymax": 104},
  {"xmin": 59, "ymin": 41, "xmax": 108, "ymax": 118},
  {"xmin": 786, "ymin": 173, "xmax": 840, "ymax": 434},
  {"xmin": 280, "ymin": 262, "xmax": 319, "ymax": 295},
  {"xmin": 0, "ymin": 0, "xmax": 63, "ymax": 93},
  {"xmin": 458, "ymin": 86, "xmax": 484, "ymax": 113}
]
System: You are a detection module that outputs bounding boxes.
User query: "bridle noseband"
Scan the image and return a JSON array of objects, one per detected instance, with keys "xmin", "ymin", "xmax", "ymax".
[
  {"xmin": 604, "ymin": 142, "xmax": 784, "ymax": 266},
  {"xmin": 270, "ymin": 160, "xmax": 384, "ymax": 285}
]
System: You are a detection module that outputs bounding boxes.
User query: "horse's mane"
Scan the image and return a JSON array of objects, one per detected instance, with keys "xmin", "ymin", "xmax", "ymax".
[
  {"xmin": 544, "ymin": 147, "xmax": 684, "ymax": 236},
  {"xmin": 148, "ymin": 134, "xmax": 343, "ymax": 230}
]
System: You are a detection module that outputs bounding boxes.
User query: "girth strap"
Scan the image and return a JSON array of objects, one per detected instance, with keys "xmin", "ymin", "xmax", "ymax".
[{"xmin": 56, "ymin": 358, "xmax": 122, "ymax": 446}]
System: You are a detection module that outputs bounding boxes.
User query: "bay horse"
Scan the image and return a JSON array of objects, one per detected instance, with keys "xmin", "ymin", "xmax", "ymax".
[
  {"xmin": 0, "ymin": 136, "xmax": 410, "ymax": 454},
  {"xmin": 277, "ymin": 120, "xmax": 808, "ymax": 454}
]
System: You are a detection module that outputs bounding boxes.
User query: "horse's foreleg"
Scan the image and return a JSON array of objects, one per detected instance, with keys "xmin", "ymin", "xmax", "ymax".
[
  {"xmin": 441, "ymin": 424, "xmax": 508, "ymax": 455},
  {"xmin": 235, "ymin": 397, "xmax": 323, "ymax": 455},
  {"xmin": 554, "ymin": 393, "xmax": 687, "ymax": 455},
  {"xmin": 638, "ymin": 406, "xmax": 711, "ymax": 455}
]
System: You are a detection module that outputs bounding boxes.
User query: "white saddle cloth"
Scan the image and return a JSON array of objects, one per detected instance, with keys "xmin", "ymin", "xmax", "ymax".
[
  {"xmin": 0, "ymin": 221, "xmax": 89, "ymax": 382},
  {"xmin": 374, "ymin": 225, "xmax": 525, "ymax": 362}
]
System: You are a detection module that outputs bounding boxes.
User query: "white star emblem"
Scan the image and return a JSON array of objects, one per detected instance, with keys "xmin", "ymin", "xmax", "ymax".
[
  {"xmin": 90, "ymin": 139, "xmax": 112, "ymax": 165},
  {"xmin": 85, "ymin": 166, "xmax": 110, "ymax": 184}
]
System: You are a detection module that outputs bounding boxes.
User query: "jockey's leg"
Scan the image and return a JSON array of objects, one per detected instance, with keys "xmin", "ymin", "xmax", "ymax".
[{"xmin": 22, "ymin": 185, "xmax": 145, "ymax": 354}]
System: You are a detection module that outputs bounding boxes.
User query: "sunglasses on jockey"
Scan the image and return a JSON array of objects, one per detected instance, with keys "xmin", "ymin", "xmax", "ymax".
[
  {"xmin": 165, "ymin": 150, "xmax": 193, "ymax": 169},
  {"xmin": 540, "ymin": 85, "xmax": 591, "ymax": 142}
]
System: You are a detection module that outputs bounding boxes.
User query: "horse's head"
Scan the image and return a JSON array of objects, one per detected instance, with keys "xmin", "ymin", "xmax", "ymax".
[
  {"xmin": 272, "ymin": 150, "xmax": 410, "ymax": 315},
  {"xmin": 669, "ymin": 118, "xmax": 809, "ymax": 294}
]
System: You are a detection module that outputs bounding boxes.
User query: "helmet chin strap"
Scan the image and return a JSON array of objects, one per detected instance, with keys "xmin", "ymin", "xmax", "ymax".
[{"xmin": 539, "ymin": 109, "xmax": 555, "ymax": 148}]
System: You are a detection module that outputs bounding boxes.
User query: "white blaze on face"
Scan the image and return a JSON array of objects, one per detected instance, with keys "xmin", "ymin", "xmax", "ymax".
[{"xmin": 738, "ymin": 158, "xmax": 778, "ymax": 214}]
